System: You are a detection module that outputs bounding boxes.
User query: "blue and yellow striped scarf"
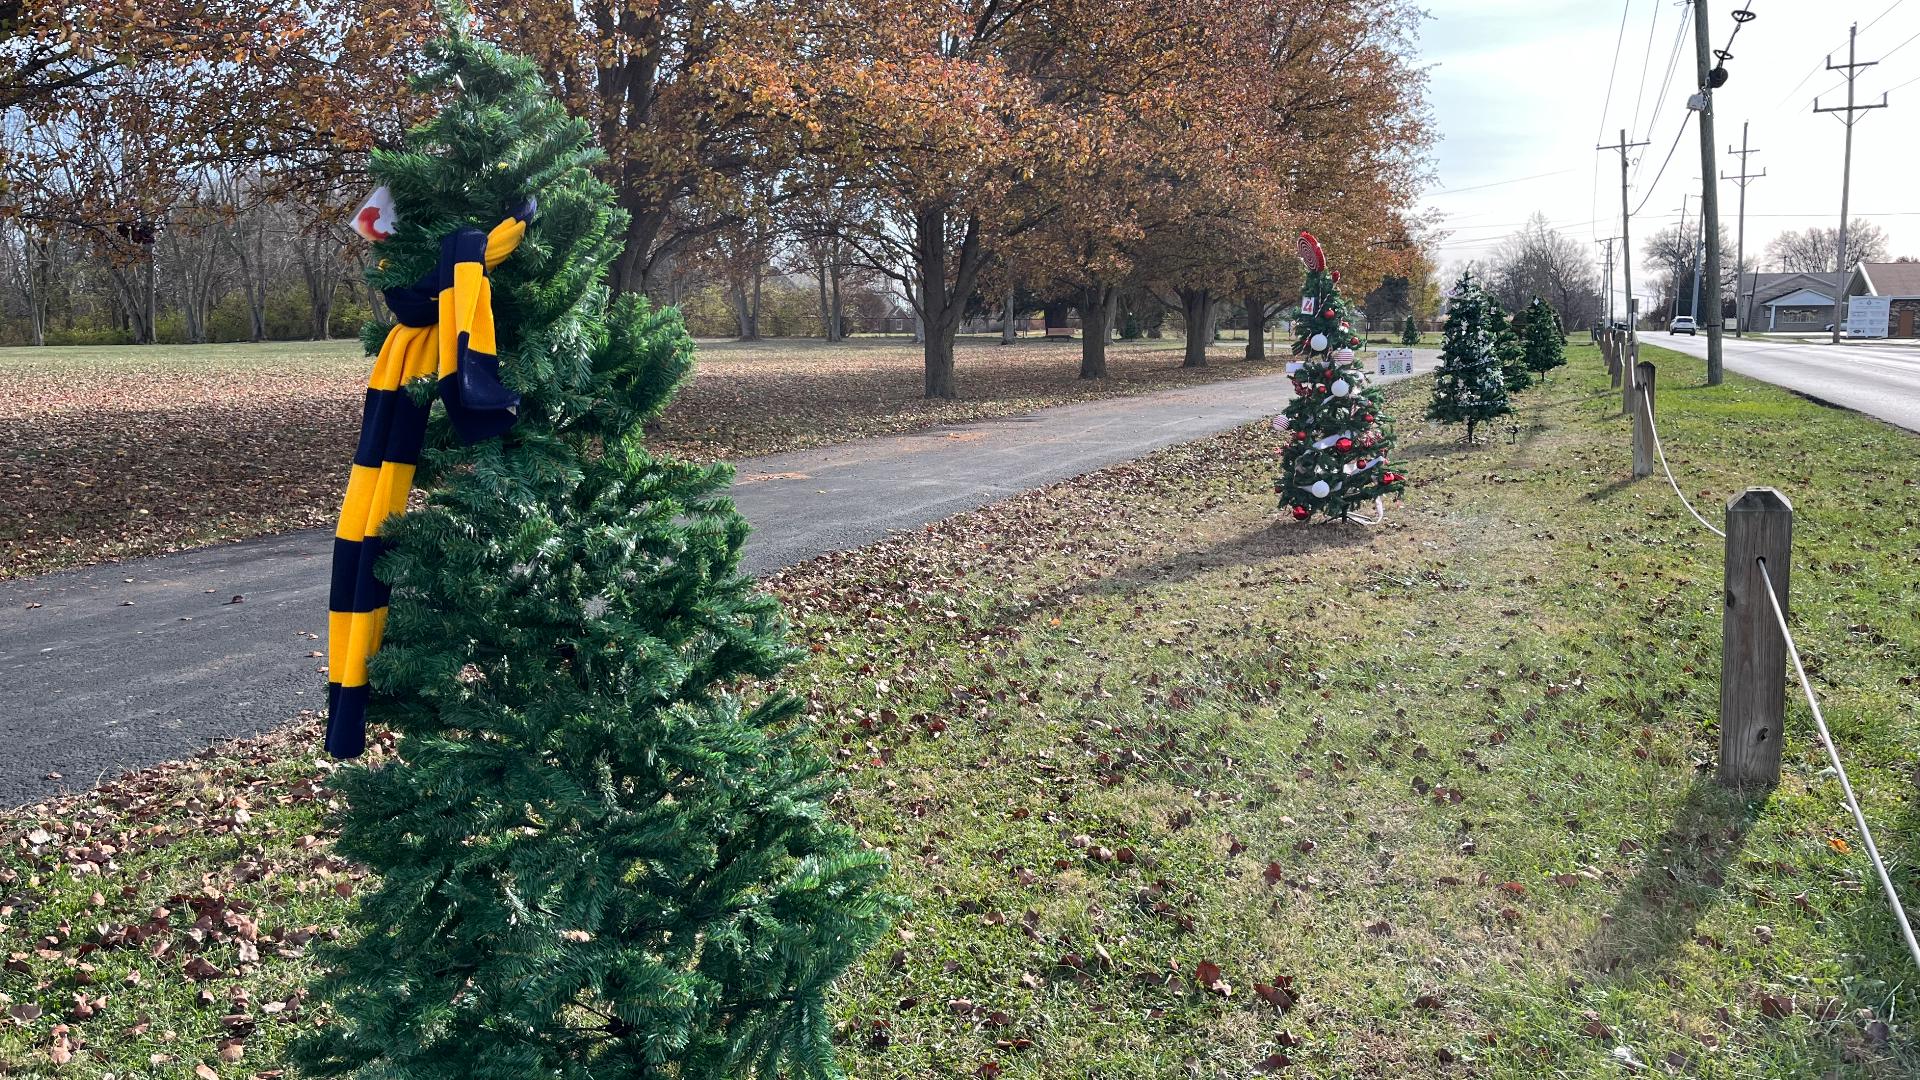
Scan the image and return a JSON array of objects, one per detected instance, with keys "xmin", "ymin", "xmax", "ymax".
[{"xmin": 325, "ymin": 205, "xmax": 533, "ymax": 758}]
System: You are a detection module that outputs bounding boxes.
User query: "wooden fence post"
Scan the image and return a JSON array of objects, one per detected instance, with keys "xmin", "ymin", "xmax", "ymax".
[
  {"xmin": 1631, "ymin": 361, "xmax": 1656, "ymax": 478},
  {"xmin": 1608, "ymin": 331, "xmax": 1622, "ymax": 387},
  {"xmin": 1719, "ymin": 488, "xmax": 1793, "ymax": 788},
  {"xmin": 1620, "ymin": 343, "xmax": 1636, "ymax": 416}
]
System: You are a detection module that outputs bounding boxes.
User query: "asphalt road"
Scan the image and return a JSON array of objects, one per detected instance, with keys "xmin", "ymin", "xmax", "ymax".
[
  {"xmin": 1652, "ymin": 333, "xmax": 1920, "ymax": 432},
  {"xmin": 0, "ymin": 353, "xmax": 1435, "ymax": 807}
]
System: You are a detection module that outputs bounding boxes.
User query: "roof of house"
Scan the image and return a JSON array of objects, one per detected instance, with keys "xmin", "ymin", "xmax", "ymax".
[
  {"xmin": 1737, "ymin": 271, "xmax": 1843, "ymax": 306},
  {"xmin": 1763, "ymin": 287, "xmax": 1837, "ymax": 307},
  {"xmin": 1857, "ymin": 262, "xmax": 1920, "ymax": 297}
]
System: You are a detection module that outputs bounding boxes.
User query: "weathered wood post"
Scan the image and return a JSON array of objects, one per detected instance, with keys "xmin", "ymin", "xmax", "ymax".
[
  {"xmin": 1608, "ymin": 331, "xmax": 1622, "ymax": 387},
  {"xmin": 1631, "ymin": 361, "xmax": 1656, "ymax": 478},
  {"xmin": 1620, "ymin": 341, "xmax": 1636, "ymax": 416},
  {"xmin": 1719, "ymin": 488, "xmax": 1792, "ymax": 787}
]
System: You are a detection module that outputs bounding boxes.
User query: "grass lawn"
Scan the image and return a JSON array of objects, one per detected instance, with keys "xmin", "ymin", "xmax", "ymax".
[
  {"xmin": 0, "ymin": 333, "xmax": 1269, "ymax": 581},
  {"xmin": 4, "ymin": 342, "xmax": 1918, "ymax": 1077}
]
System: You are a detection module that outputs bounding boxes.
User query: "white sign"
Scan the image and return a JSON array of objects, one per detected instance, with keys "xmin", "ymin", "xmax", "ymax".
[
  {"xmin": 1847, "ymin": 296, "xmax": 1891, "ymax": 338},
  {"xmin": 1299, "ymin": 296, "xmax": 1317, "ymax": 315},
  {"xmin": 1375, "ymin": 347, "xmax": 1415, "ymax": 376}
]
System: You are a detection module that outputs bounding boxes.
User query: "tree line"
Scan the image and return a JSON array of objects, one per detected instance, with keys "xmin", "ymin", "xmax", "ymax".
[{"xmin": 0, "ymin": 0, "xmax": 1434, "ymax": 397}]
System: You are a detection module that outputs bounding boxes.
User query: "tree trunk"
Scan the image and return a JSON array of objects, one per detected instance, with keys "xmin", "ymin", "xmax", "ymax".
[
  {"xmin": 912, "ymin": 206, "xmax": 988, "ymax": 399},
  {"xmin": 1001, "ymin": 282, "xmax": 1018, "ymax": 345},
  {"xmin": 1244, "ymin": 292, "xmax": 1267, "ymax": 362},
  {"xmin": 1180, "ymin": 287, "xmax": 1214, "ymax": 367},
  {"xmin": 829, "ymin": 262, "xmax": 844, "ymax": 341},
  {"xmin": 816, "ymin": 267, "xmax": 832, "ymax": 340},
  {"xmin": 1075, "ymin": 284, "xmax": 1113, "ymax": 379},
  {"xmin": 22, "ymin": 230, "xmax": 48, "ymax": 347}
]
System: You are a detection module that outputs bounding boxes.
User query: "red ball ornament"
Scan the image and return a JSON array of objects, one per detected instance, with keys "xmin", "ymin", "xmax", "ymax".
[
  {"xmin": 1292, "ymin": 430, "xmax": 1308, "ymax": 442},
  {"xmin": 1334, "ymin": 437, "xmax": 1354, "ymax": 452},
  {"xmin": 1331, "ymin": 270, "xmax": 1341, "ymax": 283},
  {"xmin": 1321, "ymin": 307, "xmax": 1335, "ymax": 318},
  {"xmin": 1291, "ymin": 505, "xmax": 1311, "ymax": 521},
  {"xmin": 1382, "ymin": 472, "xmax": 1401, "ymax": 485}
]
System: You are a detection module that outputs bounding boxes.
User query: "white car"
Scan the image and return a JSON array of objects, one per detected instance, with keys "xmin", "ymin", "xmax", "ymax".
[{"xmin": 1668, "ymin": 316, "xmax": 1696, "ymax": 336}]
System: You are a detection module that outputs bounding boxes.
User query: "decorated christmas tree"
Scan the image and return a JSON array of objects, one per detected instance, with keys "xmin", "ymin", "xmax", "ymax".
[
  {"xmin": 297, "ymin": 33, "xmax": 893, "ymax": 1080},
  {"xmin": 1273, "ymin": 232, "xmax": 1405, "ymax": 522},
  {"xmin": 1522, "ymin": 295, "xmax": 1567, "ymax": 376},
  {"xmin": 1425, "ymin": 271, "xmax": 1512, "ymax": 444},
  {"xmin": 1401, "ymin": 315, "xmax": 1420, "ymax": 345},
  {"xmin": 1490, "ymin": 302, "xmax": 1530, "ymax": 392}
]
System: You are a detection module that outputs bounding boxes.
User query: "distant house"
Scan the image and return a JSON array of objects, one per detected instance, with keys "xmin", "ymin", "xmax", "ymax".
[
  {"xmin": 1733, "ymin": 271, "xmax": 1845, "ymax": 332},
  {"xmin": 1844, "ymin": 262, "xmax": 1920, "ymax": 338}
]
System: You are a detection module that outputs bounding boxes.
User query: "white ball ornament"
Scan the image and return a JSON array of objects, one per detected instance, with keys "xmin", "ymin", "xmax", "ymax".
[
  {"xmin": 1330, "ymin": 378, "xmax": 1352, "ymax": 398},
  {"xmin": 1308, "ymin": 332, "xmax": 1329, "ymax": 352},
  {"xmin": 1309, "ymin": 480, "xmax": 1331, "ymax": 499}
]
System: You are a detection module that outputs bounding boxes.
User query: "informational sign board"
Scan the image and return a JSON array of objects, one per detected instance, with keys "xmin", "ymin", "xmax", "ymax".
[
  {"xmin": 1375, "ymin": 347, "xmax": 1415, "ymax": 376},
  {"xmin": 1846, "ymin": 296, "xmax": 1891, "ymax": 338}
]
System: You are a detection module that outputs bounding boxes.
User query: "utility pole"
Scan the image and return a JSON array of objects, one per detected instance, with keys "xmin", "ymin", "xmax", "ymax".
[
  {"xmin": 1675, "ymin": 193, "xmax": 1693, "ymax": 323},
  {"xmin": 1815, "ymin": 24, "xmax": 1887, "ymax": 345},
  {"xmin": 1601, "ymin": 130, "xmax": 1651, "ymax": 332},
  {"xmin": 1595, "ymin": 237, "xmax": 1618, "ymax": 328},
  {"xmin": 1722, "ymin": 122, "xmax": 1764, "ymax": 337},
  {"xmin": 1692, "ymin": 0, "xmax": 1725, "ymax": 382}
]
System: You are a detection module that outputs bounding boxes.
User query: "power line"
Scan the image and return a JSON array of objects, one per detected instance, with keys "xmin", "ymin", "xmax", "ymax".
[
  {"xmin": 1429, "ymin": 169, "xmax": 1578, "ymax": 196},
  {"xmin": 1628, "ymin": 0, "xmax": 1662, "ymax": 145},
  {"xmin": 1595, "ymin": 0, "xmax": 1636, "ymax": 243},
  {"xmin": 1631, "ymin": 111, "xmax": 1695, "ymax": 216}
]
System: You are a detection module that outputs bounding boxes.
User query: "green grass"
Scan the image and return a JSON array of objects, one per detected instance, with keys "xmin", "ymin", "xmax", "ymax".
[{"xmin": 4, "ymin": 342, "xmax": 1917, "ymax": 1076}]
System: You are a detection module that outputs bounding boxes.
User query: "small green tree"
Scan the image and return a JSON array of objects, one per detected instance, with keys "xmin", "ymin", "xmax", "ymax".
[
  {"xmin": 1522, "ymin": 296, "xmax": 1567, "ymax": 376},
  {"xmin": 1426, "ymin": 271, "xmax": 1511, "ymax": 444},
  {"xmin": 1400, "ymin": 315, "xmax": 1420, "ymax": 345},
  {"xmin": 296, "ymin": 33, "xmax": 894, "ymax": 1080},
  {"xmin": 1490, "ymin": 302, "xmax": 1530, "ymax": 392}
]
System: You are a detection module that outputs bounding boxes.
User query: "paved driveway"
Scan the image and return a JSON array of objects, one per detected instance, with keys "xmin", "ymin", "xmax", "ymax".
[{"xmin": 0, "ymin": 353, "xmax": 1436, "ymax": 806}]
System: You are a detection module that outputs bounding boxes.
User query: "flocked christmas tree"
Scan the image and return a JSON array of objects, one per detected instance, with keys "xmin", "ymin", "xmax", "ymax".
[
  {"xmin": 1273, "ymin": 232, "xmax": 1405, "ymax": 522},
  {"xmin": 1521, "ymin": 295, "xmax": 1567, "ymax": 377},
  {"xmin": 295, "ymin": 33, "xmax": 893, "ymax": 1080},
  {"xmin": 1490, "ymin": 302, "xmax": 1530, "ymax": 392},
  {"xmin": 1425, "ymin": 270, "xmax": 1512, "ymax": 444}
]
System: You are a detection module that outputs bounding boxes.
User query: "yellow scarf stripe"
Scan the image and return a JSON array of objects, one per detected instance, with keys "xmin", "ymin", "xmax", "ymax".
[{"xmin": 325, "ymin": 211, "xmax": 529, "ymax": 758}]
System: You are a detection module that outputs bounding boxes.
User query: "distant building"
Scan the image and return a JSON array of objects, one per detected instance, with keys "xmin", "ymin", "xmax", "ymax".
[
  {"xmin": 1733, "ymin": 271, "xmax": 1845, "ymax": 332},
  {"xmin": 1844, "ymin": 262, "xmax": 1920, "ymax": 338}
]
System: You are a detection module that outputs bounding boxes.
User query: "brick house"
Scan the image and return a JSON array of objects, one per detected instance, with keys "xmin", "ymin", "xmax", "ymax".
[{"xmin": 1845, "ymin": 262, "xmax": 1920, "ymax": 338}]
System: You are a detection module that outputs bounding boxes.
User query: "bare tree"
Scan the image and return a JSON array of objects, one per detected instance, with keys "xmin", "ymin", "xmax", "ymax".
[
  {"xmin": 1486, "ymin": 212, "xmax": 1604, "ymax": 331},
  {"xmin": 1765, "ymin": 220, "xmax": 1888, "ymax": 273}
]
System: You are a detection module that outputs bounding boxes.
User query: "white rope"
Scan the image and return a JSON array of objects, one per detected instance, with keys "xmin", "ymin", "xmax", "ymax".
[
  {"xmin": 1344, "ymin": 497, "xmax": 1387, "ymax": 527},
  {"xmin": 1640, "ymin": 398, "xmax": 1726, "ymax": 538},
  {"xmin": 1755, "ymin": 557, "xmax": 1920, "ymax": 974}
]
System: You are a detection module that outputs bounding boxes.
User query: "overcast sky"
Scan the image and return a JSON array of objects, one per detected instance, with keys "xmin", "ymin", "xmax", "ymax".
[{"xmin": 1415, "ymin": 0, "xmax": 1920, "ymax": 308}]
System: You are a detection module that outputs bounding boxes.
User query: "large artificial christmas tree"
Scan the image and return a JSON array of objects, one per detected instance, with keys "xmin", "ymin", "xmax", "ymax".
[
  {"xmin": 1489, "ymin": 302, "xmax": 1530, "ymax": 392},
  {"xmin": 298, "ymin": 33, "xmax": 892, "ymax": 1080},
  {"xmin": 1521, "ymin": 295, "xmax": 1567, "ymax": 377},
  {"xmin": 1273, "ymin": 232, "xmax": 1405, "ymax": 522},
  {"xmin": 1425, "ymin": 271, "xmax": 1512, "ymax": 444}
]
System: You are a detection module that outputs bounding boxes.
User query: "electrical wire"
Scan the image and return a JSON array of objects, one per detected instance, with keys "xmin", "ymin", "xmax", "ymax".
[
  {"xmin": 1630, "ymin": 112, "xmax": 1695, "ymax": 217},
  {"xmin": 1633, "ymin": 7, "xmax": 1695, "ymax": 189},
  {"xmin": 1595, "ymin": 0, "xmax": 1636, "ymax": 243},
  {"xmin": 1628, "ymin": 0, "xmax": 1662, "ymax": 148}
]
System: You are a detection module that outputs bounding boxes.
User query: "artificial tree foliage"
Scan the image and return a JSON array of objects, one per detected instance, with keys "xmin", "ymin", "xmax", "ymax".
[
  {"xmin": 1401, "ymin": 315, "xmax": 1420, "ymax": 345},
  {"xmin": 1425, "ymin": 271, "xmax": 1512, "ymax": 444},
  {"xmin": 1273, "ymin": 234, "xmax": 1404, "ymax": 522},
  {"xmin": 1489, "ymin": 302, "xmax": 1530, "ymax": 392},
  {"xmin": 1522, "ymin": 295, "xmax": 1567, "ymax": 376},
  {"xmin": 295, "ymin": 32, "xmax": 893, "ymax": 1080}
]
